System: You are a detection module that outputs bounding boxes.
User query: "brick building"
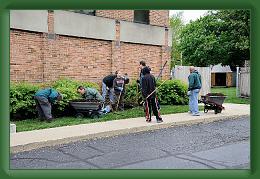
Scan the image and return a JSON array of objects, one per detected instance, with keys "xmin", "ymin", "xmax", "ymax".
[{"xmin": 10, "ymin": 10, "xmax": 172, "ymax": 84}]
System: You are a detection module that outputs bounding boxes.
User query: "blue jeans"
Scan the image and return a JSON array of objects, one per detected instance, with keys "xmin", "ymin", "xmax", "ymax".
[
  {"xmin": 102, "ymin": 82, "xmax": 114, "ymax": 103},
  {"xmin": 189, "ymin": 89, "xmax": 200, "ymax": 115}
]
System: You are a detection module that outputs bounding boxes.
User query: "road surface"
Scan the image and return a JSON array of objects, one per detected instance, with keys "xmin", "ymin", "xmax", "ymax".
[{"xmin": 11, "ymin": 116, "xmax": 250, "ymax": 169}]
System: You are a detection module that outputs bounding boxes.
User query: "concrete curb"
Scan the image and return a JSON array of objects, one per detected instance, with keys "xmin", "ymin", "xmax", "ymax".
[{"xmin": 10, "ymin": 114, "xmax": 249, "ymax": 154}]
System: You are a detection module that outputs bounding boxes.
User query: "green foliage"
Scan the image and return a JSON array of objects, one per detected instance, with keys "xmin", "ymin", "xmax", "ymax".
[
  {"xmin": 156, "ymin": 80, "xmax": 188, "ymax": 105},
  {"xmin": 49, "ymin": 78, "xmax": 99, "ymax": 117},
  {"xmin": 124, "ymin": 81, "xmax": 140, "ymax": 106},
  {"xmin": 169, "ymin": 11, "xmax": 185, "ymax": 68},
  {"xmin": 124, "ymin": 80, "xmax": 189, "ymax": 105},
  {"xmin": 10, "ymin": 82, "xmax": 40, "ymax": 119},
  {"xmin": 10, "ymin": 78, "xmax": 100, "ymax": 120},
  {"xmin": 179, "ymin": 10, "xmax": 250, "ymax": 68}
]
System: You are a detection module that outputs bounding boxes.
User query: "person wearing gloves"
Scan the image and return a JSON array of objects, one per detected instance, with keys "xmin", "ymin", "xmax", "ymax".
[
  {"xmin": 113, "ymin": 71, "xmax": 129, "ymax": 111},
  {"xmin": 77, "ymin": 86, "xmax": 104, "ymax": 102},
  {"xmin": 102, "ymin": 71, "xmax": 118, "ymax": 104},
  {"xmin": 34, "ymin": 88, "xmax": 63, "ymax": 122},
  {"xmin": 188, "ymin": 66, "xmax": 202, "ymax": 116},
  {"xmin": 141, "ymin": 66, "xmax": 163, "ymax": 123}
]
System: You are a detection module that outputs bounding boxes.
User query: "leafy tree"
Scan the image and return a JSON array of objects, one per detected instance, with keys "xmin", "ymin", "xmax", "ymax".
[
  {"xmin": 179, "ymin": 10, "xmax": 250, "ymax": 68},
  {"xmin": 169, "ymin": 11, "xmax": 185, "ymax": 68}
]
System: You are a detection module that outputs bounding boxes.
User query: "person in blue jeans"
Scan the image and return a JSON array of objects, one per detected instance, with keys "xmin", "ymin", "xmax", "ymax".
[
  {"xmin": 188, "ymin": 66, "xmax": 202, "ymax": 116},
  {"xmin": 34, "ymin": 88, "xmax": 63, "ymax": 122},
  {"xmin": 102, "ymin": 72, "xmax": 118, "ymax": 104}
]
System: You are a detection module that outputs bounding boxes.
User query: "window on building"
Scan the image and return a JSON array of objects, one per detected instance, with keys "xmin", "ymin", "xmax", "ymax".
[
  {"xmin": 134, "ymin": 10, "xmax": 149, "ymax": 24},
  {"xmin": 69, "ymin": 10, "xmax": 96, "ymax": 16}
]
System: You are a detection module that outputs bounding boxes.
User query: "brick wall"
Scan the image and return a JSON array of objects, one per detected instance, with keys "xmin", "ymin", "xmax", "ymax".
[
  {"xmin": 96, "ymin": 10, "xmax": 168, "ymax": 27},
  {"xmin": 10, "ymin": 10, "xmax": 170, "ymax": 84},
  {"xmin": 10, "ymin": 30, "xmax": 45, "ymax": 83},
  {"xmin": 42, "ymin": 35, "xmax": 112, "ymax": 83},
  {"xmin": 150, "ymin": 10, "xmax": 169, "ymax": 27},
  {"xmin": 112, "ymin": 42, "xmax": 164, "ymax": 80},
  {"xmin": 96, "ymin": 10, "xmax": 133, "ymax": 22}
]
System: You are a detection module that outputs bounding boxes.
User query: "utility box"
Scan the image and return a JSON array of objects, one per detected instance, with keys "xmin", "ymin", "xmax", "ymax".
[{"xmin": 10, "ymin": 123, "xmax": 16, "ymax": 133}]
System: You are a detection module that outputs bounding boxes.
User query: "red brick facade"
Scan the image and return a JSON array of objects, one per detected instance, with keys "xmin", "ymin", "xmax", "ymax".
[
  {"xmin": 96, "ymin": 10, "xmax": 169, "ymax": 27},
  {"xmin": 10, "ymin": 10, "xmax": 171, "ymax": 84}
]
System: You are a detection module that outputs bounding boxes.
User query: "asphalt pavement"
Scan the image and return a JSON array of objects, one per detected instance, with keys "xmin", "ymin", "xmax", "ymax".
[
  {"xmin": 10, "ymin": 103, "xmax": 250, "ymax": 153},
  {"xmin": 10, "ymin": 116, "xmax": 250, "ymax": 169}
]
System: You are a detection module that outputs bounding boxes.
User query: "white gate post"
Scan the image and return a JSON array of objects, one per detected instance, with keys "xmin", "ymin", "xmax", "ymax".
[{"xmin": 236, "ymin": 67, "xmax": 240, "ymax": 97}]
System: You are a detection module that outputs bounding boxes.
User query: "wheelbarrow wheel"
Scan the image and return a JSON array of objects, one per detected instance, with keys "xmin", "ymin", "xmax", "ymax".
[
  {"xmin": 204, "ymin": 108, "xmax": 208, "ymax": 113},
  {"xmin": 75, "ymin": 113, "xmax": 84, "ymax": 118},
  {"xmin": 90, "ymin": 113, "xmax": 100, "ymax": 119},
  {"xmin": 214, "ymin": 108, "xmax": 221, "ymax": 114}
]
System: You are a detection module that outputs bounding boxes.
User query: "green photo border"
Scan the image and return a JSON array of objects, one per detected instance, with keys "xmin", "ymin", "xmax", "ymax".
[{"xmin": 0, "ymin": 0, "xmax": 258, "ymax": 178}]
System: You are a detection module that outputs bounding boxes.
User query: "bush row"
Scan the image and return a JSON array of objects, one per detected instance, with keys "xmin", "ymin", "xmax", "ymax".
[
  {"xmin": 10, "ymin": 78, "xmax": 188, "ymax": 120},
  {"xmin": 124, "ymin": 80, "xmax": 189, "ymax": 106},
  {"xmin": 10, "ymin": 78, "xmax": 99, "ymax": 120}
]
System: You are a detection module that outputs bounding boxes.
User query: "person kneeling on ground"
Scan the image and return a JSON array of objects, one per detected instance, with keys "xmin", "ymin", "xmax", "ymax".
[
  {"xmin": 77, "ymin": 86, "xmax": 104, "ymax": 102},
  {"xmin": 141, "ymin": 67, "xmax": 163, "ymax": 123},
  {"xmin": 113, "ymin": 71, "xmax": 129, "ymax": 111},
  {"xmin": 34, "ymin": 88, "xmax": 63, "ymax": 122}
]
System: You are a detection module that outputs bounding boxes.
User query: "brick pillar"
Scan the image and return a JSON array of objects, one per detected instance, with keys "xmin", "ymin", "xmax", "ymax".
[
  {"xmin": 161, "ymin": 27, "xmax": 171, "ymax": 80},
  {"xmin": 42, "ymin": 10, "xmax": 56, "ymax": 82},
  {"xmin": 111, "ymin": 19, "xmax": 121, "ymax": 74}
]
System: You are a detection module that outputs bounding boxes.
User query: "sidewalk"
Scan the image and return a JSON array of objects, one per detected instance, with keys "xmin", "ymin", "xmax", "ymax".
[{"xmin": 10, "ymin": 103, "xmax": 250, "ymax": 153}]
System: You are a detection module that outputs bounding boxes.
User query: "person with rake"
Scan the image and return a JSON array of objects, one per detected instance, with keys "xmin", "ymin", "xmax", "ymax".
[
  {"xmin": 113, "ymin": 71, "xmax": 129, "ymax": 111},
  {"xmin": 141, "ymin": 66, "xmax": 163, "ymax": 123}
]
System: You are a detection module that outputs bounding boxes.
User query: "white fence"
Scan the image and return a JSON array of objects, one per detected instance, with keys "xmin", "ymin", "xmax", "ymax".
[
  {"xmin": 237, "ymin": 67, "xmax": 250, "ymax": 97},
  {"xmin": 172, "ymin": 65, "xmax": 211, "ymax": 97}
]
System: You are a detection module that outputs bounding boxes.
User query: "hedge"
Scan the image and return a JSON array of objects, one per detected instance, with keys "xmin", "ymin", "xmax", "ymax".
[
  {"xmin": 10, "ymin": 78, "xmax": 188, "ymax": 120},
  {"xmin": 10, "ymin": 78, "xmax": 99, "ymax": 120},
  {"xmin": 124, "ymin": 79, "xmax": 189, "ymax": 106}
]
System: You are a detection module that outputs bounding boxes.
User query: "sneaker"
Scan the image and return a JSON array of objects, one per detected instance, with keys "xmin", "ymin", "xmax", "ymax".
[
  {"xmin": 192, "ymin": 113, "xmax": 200, "ymax": 116},
  {"xmin": 146, "ymin": 118, "xmax": 151, "ymax": 122},
  {"xmin": 157, "ymin": 118, "xmax": 163, "ymax": 123}
]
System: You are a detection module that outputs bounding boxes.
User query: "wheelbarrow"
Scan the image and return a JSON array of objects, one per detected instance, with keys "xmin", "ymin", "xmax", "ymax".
[
  {"xmin": 69, "ymin": 99, "xmax": 102, "ymax": 118},
  {"xmin": 200, "ymin": 93, "xmax": 227, "ymax": 114}
]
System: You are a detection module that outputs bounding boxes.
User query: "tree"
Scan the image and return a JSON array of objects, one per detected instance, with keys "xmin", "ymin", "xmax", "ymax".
[
  {"xmin": 169, "ymin": 11, "xmax": 185, "ymax": 68},
  {"xmin": 179, "ymin": 10, "xmax": 250, "ymax": 68}
]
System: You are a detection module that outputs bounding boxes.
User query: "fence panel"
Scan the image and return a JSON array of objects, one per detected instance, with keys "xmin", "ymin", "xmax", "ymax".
[
  {"xmin": 172, "ymin": 66, "xmax": 211, "ymax": 97},
  {"xmin": 239, "ymin": 67, "xmax": 250, "ymax": 97}
]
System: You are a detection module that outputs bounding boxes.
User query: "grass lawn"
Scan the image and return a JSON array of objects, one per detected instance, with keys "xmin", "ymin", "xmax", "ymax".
[
  {"xmin": 14, "ymin": 105, "xmax": 203, "ymax": 132},
  {"xmin": 211, "ymin": 87, "xmax": 250, "ymax": 104}
]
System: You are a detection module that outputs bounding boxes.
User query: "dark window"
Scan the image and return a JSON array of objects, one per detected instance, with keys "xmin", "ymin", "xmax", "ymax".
[
  {"xmin": 69, "ymin": 10, "xmax": 96, "ymax": 16},
  {"xmin": 134, "ymin": 10, "xmax": 149, "ymax": 24}
]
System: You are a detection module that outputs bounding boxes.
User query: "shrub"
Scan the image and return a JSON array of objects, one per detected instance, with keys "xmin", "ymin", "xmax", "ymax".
[
  {"xmin": 10, "ymin": 78, "xmax": 100, "ymax": 120},
  {"xmin": 124, "ymin": 82, "xmax": 141, "ymax": 107},
  {"xmin": 156, "ymin": 80, "xmax": 188, "ymax": 105},
  {"xmin": 51, "ymin": 78, "xmax": 99, "ymax": 116},
  {"xmin": 10, "ymin": 82, "xmax": 40, "ymax": 120},
  {"xmin": 124, "ymin": 79, "xmax": 188, "ymax": 106}
]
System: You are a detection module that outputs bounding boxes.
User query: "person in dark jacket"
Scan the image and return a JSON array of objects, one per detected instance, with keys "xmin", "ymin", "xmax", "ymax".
[
  {"xmin": 102, "ymin": 71, "xmax": 118, "ymax": 104},
  {"xmin": 137, "ymin": 60, "xmax": 152, "ymax": 89},
  {"xmin": 141, "ymin": 67, "xmax": 163, "ymax": 123},
  {"xmin": 113, "ymin": 71, "xmax": 129, "ymax": 111},
  {"xmin": 34, "ymin": 88, "xmax": 62, "ymax": 122},
  {"xmin": 77, "ymin": 86, "xmax": 104, "ymax": 102},
  {"xmin": 188, "ymin": 66, "xmax": 202, "ymax": 116}
]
